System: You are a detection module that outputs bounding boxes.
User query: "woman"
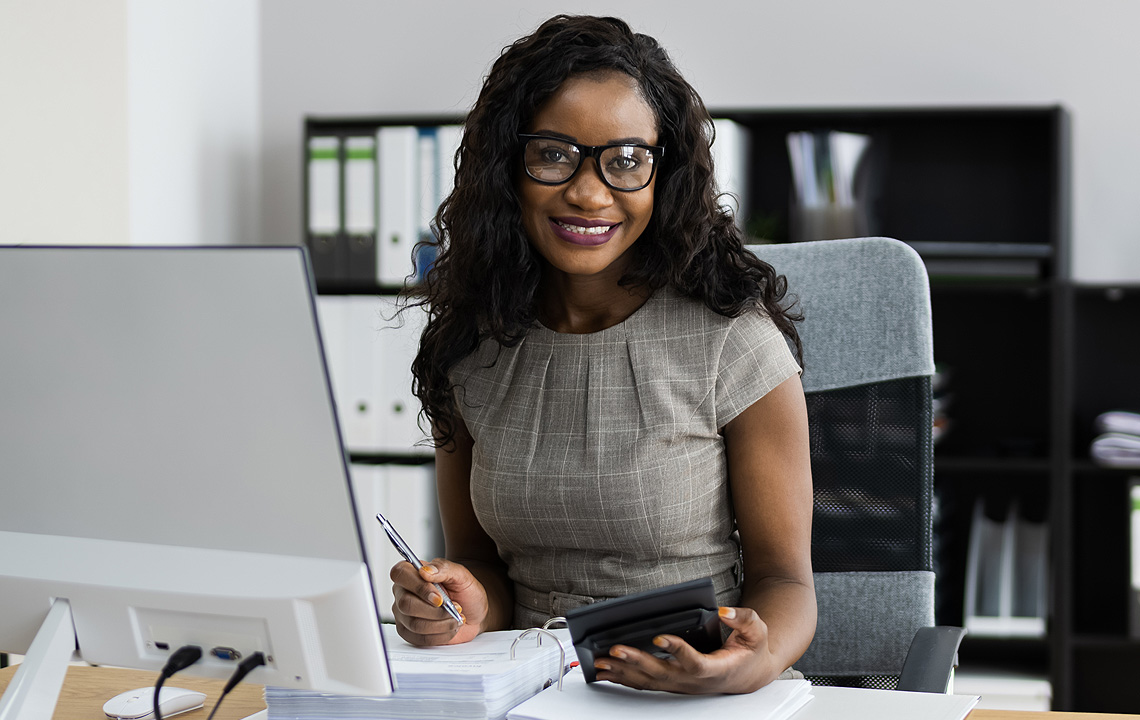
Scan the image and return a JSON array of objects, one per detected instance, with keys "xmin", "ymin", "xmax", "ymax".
[{"xmin": 393, "ymin": 14, "xmax": 815, "ymax": 694}]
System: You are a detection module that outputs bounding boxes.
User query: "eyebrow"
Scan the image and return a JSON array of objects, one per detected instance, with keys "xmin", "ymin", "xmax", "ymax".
[{"xmin": 532, "ymin": 129, "xmax": 656, "ymax": 146}]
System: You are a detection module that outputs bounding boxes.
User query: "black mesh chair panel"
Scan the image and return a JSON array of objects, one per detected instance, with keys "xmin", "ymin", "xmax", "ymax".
[
  {"xmin": 808, "ymin": 376, "xmax": 934, "ymax": 574},
  {"xmin": 804, "ymin": 674, "xmax": 900, "ymax": 691}
]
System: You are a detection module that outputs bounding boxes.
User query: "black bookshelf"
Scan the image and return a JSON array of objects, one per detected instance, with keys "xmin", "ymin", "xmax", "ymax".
[
  {"xmin": 714, "ymin": 106, "xmax": 1071, "ymax": 703},
  {"xmin": 714, "ymin": 106, "xmax": 1068, "ymax": 271},
  {"xmin": 1063, "ymin": 285, "xmax": 1140, "ymax": 710}
]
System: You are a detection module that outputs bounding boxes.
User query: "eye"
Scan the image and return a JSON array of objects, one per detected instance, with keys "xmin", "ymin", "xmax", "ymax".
[
  {"xmin": 540, "ymin": 147, "xmax": 572, "ymax": 164},
  {"xmin": 606, "ymin": 149, "xmax": 644, "ymax": 173}
]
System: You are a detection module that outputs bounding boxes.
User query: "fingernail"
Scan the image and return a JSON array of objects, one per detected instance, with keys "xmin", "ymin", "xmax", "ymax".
[
  {"xmin": 610, "ymin": 648, "xmax": 627, "ymax": 659},
  {"xmin": 594, "ymin": 660, "xmax": 611, "ymax": 671},
  {"xmin": 459, "ymin": 614, "xmax": 466, "ymax": 624},
  {"xmin": 429, "ymin": 593, "xmax": 443, "ymax": 607},
  {"xmin": 718, "ymin": 606, "xmax": 736, "ymax": 619},
  {"xmin": 423, "ymin": 565, "xmax": 438, "ymax": 575},
  {"xmin": 652, "ymin": 636, "xmax": 669, "ymax": 648},
  {"xmin": 454, "ymin": 603, "xmax": 463, "ymax": 614}
]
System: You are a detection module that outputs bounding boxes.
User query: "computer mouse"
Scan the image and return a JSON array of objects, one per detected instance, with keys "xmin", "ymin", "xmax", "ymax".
[{"xmin": 102, "ymin": 686, "xmax": 207, "ymax": 720}]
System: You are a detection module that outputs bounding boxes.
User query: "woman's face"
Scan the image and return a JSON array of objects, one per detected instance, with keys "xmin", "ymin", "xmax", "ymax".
[{"xmin": 517, "ymin": 71, "xmax": 658, "ymax": 281}]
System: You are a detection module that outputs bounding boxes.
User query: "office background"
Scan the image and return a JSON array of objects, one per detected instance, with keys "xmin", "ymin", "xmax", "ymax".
[
  {"xmin": 6, "ymin": 0, "xmax": 1140, "ymax": 711},
  {"xmin": 1, "ymin": 0, "xmax": 1139, "ymax": 282}
]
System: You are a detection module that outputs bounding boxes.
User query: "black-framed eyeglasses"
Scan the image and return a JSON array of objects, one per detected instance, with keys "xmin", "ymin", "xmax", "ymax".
[{"xmin": 519, "ymin": 134, "xmax": 664, "ymax": 192}]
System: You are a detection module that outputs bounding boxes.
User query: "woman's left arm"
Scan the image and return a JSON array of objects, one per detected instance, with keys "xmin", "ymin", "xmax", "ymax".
[{"xmin": 593, "ymin": 373, "xmax": 816, "ymax": 693}]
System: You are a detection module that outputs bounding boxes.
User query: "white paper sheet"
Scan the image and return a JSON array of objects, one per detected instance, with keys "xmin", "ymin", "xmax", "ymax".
[{"xmin": 507, "ymin": 668, "xmax": 812, "ymax": 720}]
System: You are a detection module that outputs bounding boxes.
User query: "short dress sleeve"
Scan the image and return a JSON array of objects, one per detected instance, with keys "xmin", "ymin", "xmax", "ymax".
[{"xmin": 714, "ymin": 308, "xmax": 802, "ymax": 429}]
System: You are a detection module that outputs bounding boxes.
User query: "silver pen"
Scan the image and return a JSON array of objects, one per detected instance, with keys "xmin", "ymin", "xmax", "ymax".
[{"xmin": 376, "ymin": 512, "xmax": 463, "ymax": 624}]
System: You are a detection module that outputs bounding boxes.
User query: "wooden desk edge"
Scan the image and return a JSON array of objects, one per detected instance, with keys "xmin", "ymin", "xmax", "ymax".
[{"xmin": 0, "ymin": 664, "xmax": 266, "ymax": 720}]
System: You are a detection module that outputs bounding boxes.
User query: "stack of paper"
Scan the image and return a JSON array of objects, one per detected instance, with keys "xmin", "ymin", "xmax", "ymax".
[
  {"xmin": 266, "ymin": 626, "xmax": 569, "ymax": 720},
  {"xmin": 507, "ymin": 668, "xmax": 812, "ymax": 720},
  {"xmin": 1092, "ymin": 410, "xmax": 1140, "ymax": 468}
]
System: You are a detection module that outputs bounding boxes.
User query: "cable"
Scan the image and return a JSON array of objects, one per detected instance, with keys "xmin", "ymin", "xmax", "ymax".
[
  {"xmin": 153, "ymin": 645, "xmax": 202, "ymax": 720},
  {"xmin": 206, "ymin": 651, "xmax": 266, "ymax": 720}
]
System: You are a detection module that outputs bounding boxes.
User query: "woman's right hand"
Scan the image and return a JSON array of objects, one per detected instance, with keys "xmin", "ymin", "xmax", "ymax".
[{"xmin": 391, "ymin": 558, "xmax": 489, "ymax": 646}]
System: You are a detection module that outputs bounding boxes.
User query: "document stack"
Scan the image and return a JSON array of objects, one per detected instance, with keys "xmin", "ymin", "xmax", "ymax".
[
  {"xmin": 265, "ymin": 626, "xmax": 570, "ymax": 720},
  {"xmin": 1091, "ymin": 410, "xmax": 1140, "ymax": 468}
]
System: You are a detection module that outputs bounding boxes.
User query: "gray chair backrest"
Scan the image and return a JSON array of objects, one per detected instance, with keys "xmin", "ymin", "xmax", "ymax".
[
  {"xmin": 748, "ymin": 237, "xmax": 935, "ymax": 685},
  {"xmin": 751, "ymin": 237, "xmax": 934, "ymax": 393}
]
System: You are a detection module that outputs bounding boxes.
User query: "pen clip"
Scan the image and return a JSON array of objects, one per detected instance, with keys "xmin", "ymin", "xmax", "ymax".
[{"xmin": 376, "ymin": 511, "xmax": 422, "ymax": 566}]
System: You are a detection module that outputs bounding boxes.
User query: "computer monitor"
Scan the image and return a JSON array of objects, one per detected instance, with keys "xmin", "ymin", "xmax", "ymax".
[{"xmin": 0, "ymin": 246, "xmax": 394, "ymax": 718}]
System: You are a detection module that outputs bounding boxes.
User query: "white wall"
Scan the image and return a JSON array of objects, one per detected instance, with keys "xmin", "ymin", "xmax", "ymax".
[
  {"xmin": 4, "ymin": 1, "xmax": 1138, "ymax": 278},
  {"xmin": 260, "ymin": 0, "xmax": 1140, "ymax": 282},
  {"xmin": 0, "ymin": 0, "xmax": 259, "ymax": 248},
  {"xmin": 0, "ymin": 0, "xmax": 130, "ymax": 246},
  {"xmin": 127, "ymin": 0, "xmax": 261, "ymax": 246}
]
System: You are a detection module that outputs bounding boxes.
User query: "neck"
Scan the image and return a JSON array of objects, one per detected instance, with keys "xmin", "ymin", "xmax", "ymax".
[{"xmin": 537, "ymin": 271, "xmax": 651, "ymax": 334}]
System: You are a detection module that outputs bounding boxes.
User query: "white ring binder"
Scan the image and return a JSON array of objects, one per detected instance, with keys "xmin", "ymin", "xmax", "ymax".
[{"xmin": 510, "ymin": 628, "xmax": 567, "ymax": 691}]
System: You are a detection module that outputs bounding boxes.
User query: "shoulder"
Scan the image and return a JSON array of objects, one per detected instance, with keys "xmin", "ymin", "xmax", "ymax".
[
  {"xmin": 645, "ymin": 286, "xmax": 786, "ymax": 356},
  {"xmin": 629, "ymin": 286, "xmax": 800, "ymax": 429},
  {"xmin": 449, "ymin": 331, "xmax": 507, "ymax": 402},
  {"xmin": 718, "ymin": 302, "xmax": 792, "ymax": 365},
  {"xmin": 628, "ymin": 286, "xmax": 796, "ymax": 389},
  {"xmin": 711, "ymin": 301, "xmax": 801, "ymax": 427}
]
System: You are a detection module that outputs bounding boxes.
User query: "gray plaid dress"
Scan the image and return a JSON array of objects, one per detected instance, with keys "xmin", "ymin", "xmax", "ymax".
[{"xmin": 451, "ymin": 286, "xmax": 800, "ymax": 629}]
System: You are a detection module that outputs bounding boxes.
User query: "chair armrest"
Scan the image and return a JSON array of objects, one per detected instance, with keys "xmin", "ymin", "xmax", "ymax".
[{"xmin": 896, "ymin": 626, "xmax": 967, "ymax": 693}]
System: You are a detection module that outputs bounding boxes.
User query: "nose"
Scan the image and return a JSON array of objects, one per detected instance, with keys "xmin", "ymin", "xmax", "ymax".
[{"xmin": 563, "ymin": 158, "xmax": 614, "ymax": 210}]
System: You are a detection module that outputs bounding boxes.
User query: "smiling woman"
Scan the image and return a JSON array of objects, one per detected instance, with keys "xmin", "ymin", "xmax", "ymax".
[{"xmin": 394, "ymin": 15, "xmax": 816, "ymax": 696}]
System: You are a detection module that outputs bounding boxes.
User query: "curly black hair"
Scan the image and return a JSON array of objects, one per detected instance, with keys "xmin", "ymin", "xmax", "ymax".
[{"xmin": 409, "ymin": 14, "xmax": 801, "ymax": 450}]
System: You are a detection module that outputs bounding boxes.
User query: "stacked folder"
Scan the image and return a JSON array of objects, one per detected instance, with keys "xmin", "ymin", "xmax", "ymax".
[
  {"xmin": 265, "ymin": 626, "xmax": 569, "ymax": 720},
  {"xmin": 305, "ymin": 124, "xmax": 463, "ymax": 286},
  {"xmin": 962, "ymin": 497, "xmax": 1048, "ymax": 638},
  {"xmin": 316, "ymin": 295, "xmax": 431, "ymax": 455},
  {"xmin": 1091, "ymin": 410, "xmax": 1140, "ymax": 468}
]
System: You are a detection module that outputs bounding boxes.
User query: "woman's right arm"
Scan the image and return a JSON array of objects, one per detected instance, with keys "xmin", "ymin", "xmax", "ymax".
[{"xmin": 390, "ymin": 417, "xmax": 515, "ymax": 645}]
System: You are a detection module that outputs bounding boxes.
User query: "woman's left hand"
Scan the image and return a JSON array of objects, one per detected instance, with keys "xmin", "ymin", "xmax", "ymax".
[{"xmin": 591, "ymin": 606, "xmax": 784, "ymax": 694}]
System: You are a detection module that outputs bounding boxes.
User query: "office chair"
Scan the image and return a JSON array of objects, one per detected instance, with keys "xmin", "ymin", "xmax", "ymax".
[{"xmin": 749, "ymin": 237, "xmax": 965, "ymax": 693}]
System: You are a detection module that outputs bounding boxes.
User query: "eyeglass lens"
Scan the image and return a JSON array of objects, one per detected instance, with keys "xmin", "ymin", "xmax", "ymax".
[{"xmin": 523, "ymin": 137, "xmax": 656, "ymax": 190}]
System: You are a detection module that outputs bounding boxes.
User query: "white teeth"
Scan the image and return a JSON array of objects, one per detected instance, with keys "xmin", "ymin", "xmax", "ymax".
[{"xmin": 557, "ymin": 221, "xmax": 614, "ymax": 236}]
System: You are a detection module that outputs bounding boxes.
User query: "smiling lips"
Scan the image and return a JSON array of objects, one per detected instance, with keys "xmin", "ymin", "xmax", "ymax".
[{"xmin": 549, "ymin": 217, "xmax": 620, "ymax": 246}]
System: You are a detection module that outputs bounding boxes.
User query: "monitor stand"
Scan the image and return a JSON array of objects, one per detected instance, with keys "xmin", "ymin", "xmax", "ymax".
[{"xmin": 0, "ymin": 598, "xmax": 77, "ymax": 720}]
